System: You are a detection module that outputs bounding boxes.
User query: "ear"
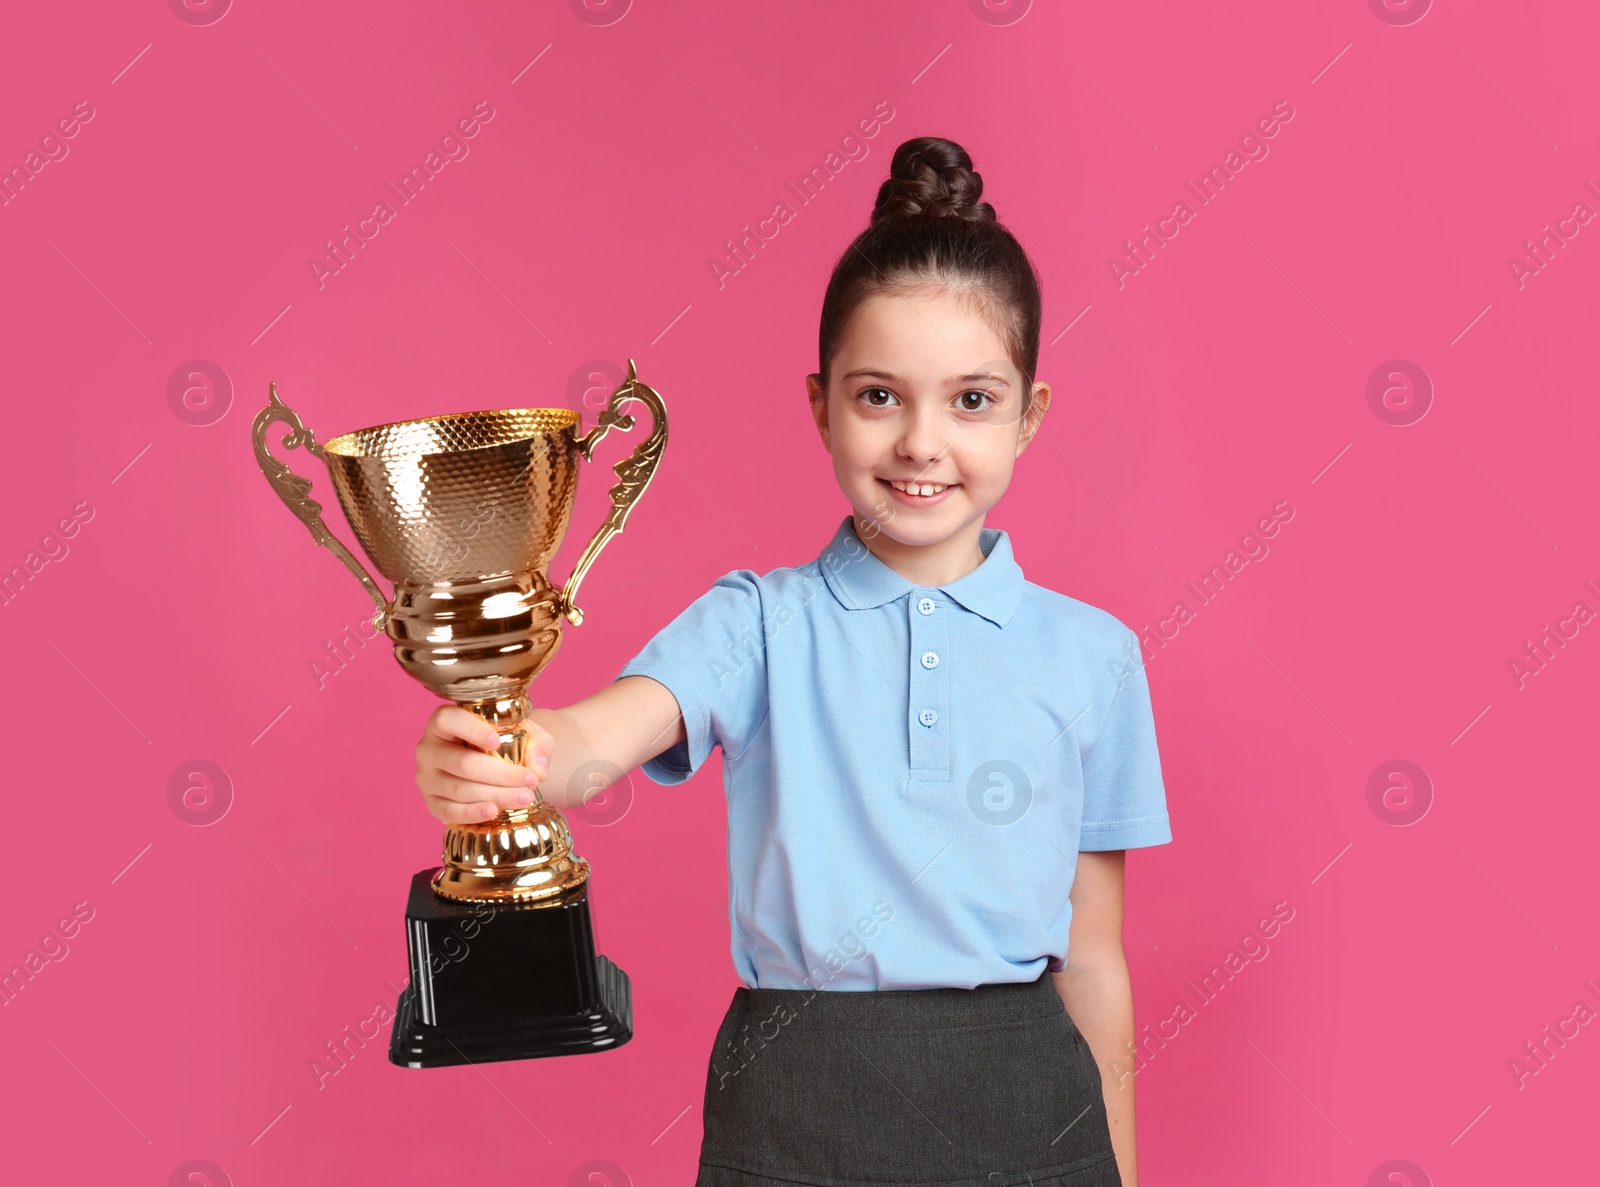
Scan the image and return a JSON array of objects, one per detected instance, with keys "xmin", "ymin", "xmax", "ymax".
[
  {"xmin": 1015, "ymin": 381, "xmax": 1052, "ymax": 457},
  {"xmin": 806, "ymin": 373, "xmax": 832, "ymax": 452}
]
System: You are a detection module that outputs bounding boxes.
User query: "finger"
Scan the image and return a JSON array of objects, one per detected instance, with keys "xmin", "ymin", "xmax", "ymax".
[
  {"xmin": 420, "ymin": 771, "xmax": 534, "ymax": 810},
  {"xmin": 426, "ymin": 795, "xmax": 503, "ymax": 825},
  {"xmin": 436, "ymin": 746, "xmax": 539, "ymax": 788},
  {"xmin": 519, "ymin": 720, "xmax": 555, "ymax": 770},
  {"xmin": 414, "ymin": 726, "xmax": 527, "ymax": 780},
  {"xmin": 525, "ymin": 717, "xmax": 555, "ymax": 753},
  {"xmin": 429, "ymin": 704, "xmax": 504, "ymax": 753}
]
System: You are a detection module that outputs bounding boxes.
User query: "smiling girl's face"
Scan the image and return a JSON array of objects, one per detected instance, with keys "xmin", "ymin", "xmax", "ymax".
[{"xmin": 807, "ymin": 285, "xmax": 1050, "ymax": 556}]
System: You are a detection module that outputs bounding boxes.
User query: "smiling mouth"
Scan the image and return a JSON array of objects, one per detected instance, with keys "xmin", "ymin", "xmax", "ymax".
[
  {"xmin": 883, "ymin": 477, "xmax": 956, "ymax": 496},
  {"xmin": 878, "ymin": 477, "xmax": 958, "ymax": 506}
]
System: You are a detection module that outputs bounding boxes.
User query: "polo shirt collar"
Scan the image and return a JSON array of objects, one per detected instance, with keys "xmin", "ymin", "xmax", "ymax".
[{"xmin": 819, "ymin": 514, "xmax": 1024, "ymax": 628}]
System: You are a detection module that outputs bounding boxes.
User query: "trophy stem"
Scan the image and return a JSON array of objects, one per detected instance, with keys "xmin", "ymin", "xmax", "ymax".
[
  {"xmin": 471, "ymin": 693, "xmax": 539, "ymax": 772},
  {"xmin": 430, "ymin": 694, "xmax": 592, "ymax": 906}
]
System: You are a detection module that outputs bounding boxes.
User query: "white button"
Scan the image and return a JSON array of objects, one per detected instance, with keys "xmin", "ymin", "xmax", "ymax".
[
  {"xmin": 919, "ymin": 708, "xmax": 938, "ymax": 727},
  {"xmin": 920, "ymin": 651, "xmax": 939, "ymax": 669},
  {"xmin": 917, "ymin": 597, "xmax": 936, "ymax": 615}
]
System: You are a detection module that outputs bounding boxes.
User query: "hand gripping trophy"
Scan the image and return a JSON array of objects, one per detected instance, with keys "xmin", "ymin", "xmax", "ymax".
[{"xmin": 250, "ymin": 361, "xmax": 665, "ymax": 1067}]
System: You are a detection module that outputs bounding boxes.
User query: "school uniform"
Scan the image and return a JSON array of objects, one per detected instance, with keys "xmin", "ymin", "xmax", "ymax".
[{"xmin": 616, "ymin": 514, "xmax": 1172, "ymax": 1186}]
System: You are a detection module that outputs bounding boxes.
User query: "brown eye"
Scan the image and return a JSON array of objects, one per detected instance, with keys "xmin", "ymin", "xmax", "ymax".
[
  {"xmin": 860, "ymin": 387, "xmax": 896, "ymax": 407},
  {"xmin": 958, "ymin": 390, "xmax": 994, "ymax": 411}
]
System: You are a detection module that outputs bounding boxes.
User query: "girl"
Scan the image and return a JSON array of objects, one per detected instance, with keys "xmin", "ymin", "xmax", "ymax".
[{"xmin": 416, "ymin": 137, "xmax": 1172, "ymax": 1187}]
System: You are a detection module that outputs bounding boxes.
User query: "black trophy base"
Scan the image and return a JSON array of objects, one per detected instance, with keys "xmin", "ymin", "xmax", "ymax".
[{"xmin": 388, "ymin": 868, "xmax": 633, "ymax": 1069}]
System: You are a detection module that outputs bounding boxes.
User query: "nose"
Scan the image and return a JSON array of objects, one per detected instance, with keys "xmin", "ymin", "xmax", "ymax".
[{"xmin": 896, "ymin": 401, "xmax": 950, "ymax": 468}]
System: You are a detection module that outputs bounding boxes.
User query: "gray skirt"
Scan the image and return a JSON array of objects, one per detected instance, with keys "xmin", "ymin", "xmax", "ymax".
[{"xmin": 695, "ymin": 969, "xmax": 1121, "ymax": 1187}]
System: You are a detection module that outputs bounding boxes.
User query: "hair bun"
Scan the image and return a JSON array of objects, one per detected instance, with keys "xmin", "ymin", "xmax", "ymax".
[{"xmin": 870, "ymin": 137, "xmax": 996, "ymax": 227}]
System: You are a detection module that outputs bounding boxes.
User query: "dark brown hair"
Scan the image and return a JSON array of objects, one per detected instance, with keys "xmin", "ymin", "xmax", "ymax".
[{"xmin": 815, "ymin": 136, "xmax": 1043, "ymax": 413}]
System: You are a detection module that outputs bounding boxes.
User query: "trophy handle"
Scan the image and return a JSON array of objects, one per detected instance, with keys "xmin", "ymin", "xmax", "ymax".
[
  {"xmin": 251, "ymin": 382, "xmax": 395, "ymax": 629},
  {"xmin": 557, "ymin": 358, "xmax": 668, "ymax": 626}
]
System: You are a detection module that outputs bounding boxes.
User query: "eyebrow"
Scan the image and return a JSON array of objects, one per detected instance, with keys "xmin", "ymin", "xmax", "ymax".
[{"xmin": 839, "ymin": 368, "xmax": 1011, "ymax": 387}]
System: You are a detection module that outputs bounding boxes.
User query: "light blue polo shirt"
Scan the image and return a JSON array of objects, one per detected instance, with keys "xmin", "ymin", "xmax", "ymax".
[{"xmin": 615, "ymin": 514, "xmax": 1172, "ymax": 991}]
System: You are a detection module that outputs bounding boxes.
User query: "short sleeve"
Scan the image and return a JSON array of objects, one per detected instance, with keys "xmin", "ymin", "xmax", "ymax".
[
  {"xmin": 615, "ymin": 569, "xmax": 769, "ymax": 786},
  {"xmin": 1078, "ymin": 628, "xmax": 1173, "ymax": 850}
]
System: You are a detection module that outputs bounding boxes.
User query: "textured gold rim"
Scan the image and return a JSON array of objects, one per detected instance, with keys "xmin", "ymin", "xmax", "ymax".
[{"xmin": 322, "ymin": 407, "xmax": 581, "ymax": 458}]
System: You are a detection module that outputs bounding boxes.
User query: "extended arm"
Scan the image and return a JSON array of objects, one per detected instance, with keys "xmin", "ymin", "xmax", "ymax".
[
  {"xmin": 531, "ymin": 675, "xmax": 686, "ymax": 810},
  {"xmin": 415, "ymin": 674, "xmax": 685, "ymax": 822},
  {"xmin": 1052, "ymin": 849, "xmax": 1140, "ymax": 1186}
]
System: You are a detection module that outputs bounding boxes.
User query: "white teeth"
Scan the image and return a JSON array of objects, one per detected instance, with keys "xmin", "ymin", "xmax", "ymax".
[{"xmin": 890, "ymin": 479, "xmax": 947, "ymax": 496}]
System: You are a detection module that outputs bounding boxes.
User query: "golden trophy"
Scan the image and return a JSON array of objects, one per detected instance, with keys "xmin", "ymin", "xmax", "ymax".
[{"xmin": 250, "ymin": 360, "xmax": 665, "ymax": 1067}]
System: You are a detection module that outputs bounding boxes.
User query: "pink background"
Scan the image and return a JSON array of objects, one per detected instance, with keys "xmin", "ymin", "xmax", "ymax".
[{"xmin": 2, "ymin": 1, "xmax": 1596, "ymax": 1183}]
